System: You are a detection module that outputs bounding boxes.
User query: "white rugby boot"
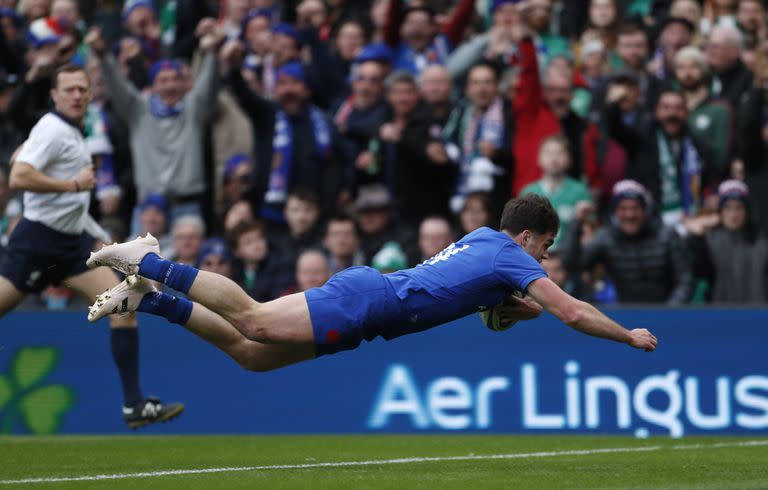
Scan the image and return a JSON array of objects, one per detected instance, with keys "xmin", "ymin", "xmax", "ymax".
[
  {"xmin": 88, "ymin": 275, "xmax": 157, "ymax": 322},
  {"xmin": 87, "ymin": 233, "xmax": 161, "ymax": 276}
]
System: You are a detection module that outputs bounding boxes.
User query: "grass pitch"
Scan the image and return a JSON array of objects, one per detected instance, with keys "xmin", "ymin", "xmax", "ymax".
[{"xmin": 0, "ymin": 435, "xmax": 766, "ymax": 489}]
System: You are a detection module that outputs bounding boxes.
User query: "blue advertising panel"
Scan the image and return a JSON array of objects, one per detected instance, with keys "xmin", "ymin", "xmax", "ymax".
[{"xmin": 0, "ymin": 308, "xmax": 766, "ymax": 436}]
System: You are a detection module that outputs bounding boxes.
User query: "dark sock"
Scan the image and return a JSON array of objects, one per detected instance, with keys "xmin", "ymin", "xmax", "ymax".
[
  {"xmin": 138, "ymin": 253, "xmax": 199, "ymax": 294},
  {"xmin": 110, "ymin": 328, "xmax": 143, "ymax": 408},
  {"xmin": 138, "ymin": 291, "xmax": 194, "ymax": 325}
]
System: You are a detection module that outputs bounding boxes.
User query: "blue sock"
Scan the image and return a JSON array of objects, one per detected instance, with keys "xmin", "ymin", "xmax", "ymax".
[
  {"xmin": 138, "ymin": 253, "xmax": 198, "ymax": 294},
  {"xmin": 110, "ymin": 328, "xmax": 143, "ymax": 407},
  {"xmin": 138, "ymin": 291, "xmax": 194, "ymax": 325}
]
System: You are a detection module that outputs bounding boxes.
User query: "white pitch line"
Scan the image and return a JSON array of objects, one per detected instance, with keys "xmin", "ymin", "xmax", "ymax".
[{"xmin": 1, "ymin": 439, "xmax": 766, "ymax": 485}]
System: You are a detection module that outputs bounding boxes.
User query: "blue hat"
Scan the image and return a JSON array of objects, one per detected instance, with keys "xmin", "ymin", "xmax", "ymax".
[
  {"xmin": 122, "ymin": 0, "xmax": 156, "ymax": 22},
  {"xmin": 276, "ymin": 61, "xmax": 307, "ymax": 84},
  {"xmin": 197, "ymin": 238, "xmax": 234, "ymax": 267},
  {"xmin": 224, "ymin": 154, "xmax": 252, "ymax": 180},
  {"xmin": 272, "ymin": 22, "xmax": 301, "ymax": 46},
  {"xmin": 240, "ymin": 8, "xmax": 272, "ymax": 40},
  {"xmin": 354, "ymin": 43, "xmax": 394, "ymax": 64},
  {"xmin": 148, "ymin": 59, "xmax": 182, "ymax": 84},
  {"xmin": 139, "ymin": 193, "xmax": 169, "ymax": 214},
  {"xmin": 492, "ymin": 0, "xmax": 519, "ymax": 12},
  {"xmin": 27, "ymin": 17, "xmax": 65, "ymax": 48}
]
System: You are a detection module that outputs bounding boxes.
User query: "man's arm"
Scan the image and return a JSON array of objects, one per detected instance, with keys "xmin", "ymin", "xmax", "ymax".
[
  {"xmin": 10, "ymin": 162, "xmax": 96, "ymax": 194},
  {"xmin": 526, "ymin": 277, "xmax": 658, "ymax": 351},
  {"xmin": 86, "ymin": 28, "xmax": 142, "ymax": 123}
]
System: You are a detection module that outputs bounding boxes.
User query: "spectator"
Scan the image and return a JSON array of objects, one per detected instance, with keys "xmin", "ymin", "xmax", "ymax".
[
  {"xmin": 221, "ymin": 154, "xmax": 255, "ymax": 214},
  {"xmin": 137, "ymin": 193, "xmax": 170, "ymax": 251},
  {"xmin": 736, "ymin": 0, "xmax": 765, "ymax": 54},
  {"xmin": 563, "ymin": 179, "xmax": 693, "ymax": 304},
  {"xmin": 273, "ymin": 189, "xmax": 323, "ymax": 256},
  {"xmin": 230, "ymin": 220, "xmax": 294, "ymax": 301},
  {"xmin": 168, "ymin": 214, "xmax": 205, "ymax": 264},
  {"xmin": 520, "ymin": 135, "xmax": 593, "ymax": 250},
  {"xmin": 172, "ymin": 0, "xmax": 218, "ymax": 60},
  {"xmin": 222, "ymin": 43, "xmax": 347, "ymax": 220},
  {"xmin": 121, "ymin": 0, "xmax": 161, "ymax": 65},
  {"xmin": 417, "ymin": 215, "xmax": 454, "ymax": 263},
  {"xmin": 383, "ymin": 0, "xmax": 476, "ymax": 76},
  {"xmin": 603, "ymin": 88, "xmax": 717, "ymax": 230},
  {"xmin": 197, "ymin": 237, "xmax": 235, "ymax": 279},
  {"xmin": 542, "ymin": 60, "xmax": 603, "ymax": 194},
  {"xmin": 458, "ymin": 191, "xmax": 491, "ymax": 236},
  {"xmin": 541, "ymin": 250, "xmax": 573, "ymax": 294},
  {"xmin": 281, "ymin": 248, "xmax": 330, "ymax": 295},
  {"xmin": 442, "ymin": 62, "xmax": 509, "ymax": 217},
  {"xmin": 87, "ymin": 22, "xmax": 222, "ymax": 234},
  {"xmin": 648, "ymin": 17, "xmax": 695, "ymax": 82},
  {"xmin": 17, "ymin": 0, "xmax": 50, "ymax": 22},
  {"xmin": 706, "ymin": 24, "xmax": 753, "ymax": 110},
  {"xmin": 379, "ymin": 70, "xmax": 457, "ymax": 225},
  {"xmin": 7, "ymin": 16, "xmax": 70, "ymax": 134},
  {"xmin": 590, "ymin": 23, "xmax": 662, "ymax": 117},
  {"xmin": 323, "ymin": 213, "xmax": 365, "ymax": 274},
  {"xmin": 674, "ymin": 46, "xmax": 733, "ymax": 176},
  {"xmin": 333, "ymin": 48, "xmax": 389, "ymax": 190},
  {"xmin": 354, "ymin": 183, "xmax": 416, "ymax": 264},
  {"xmin": 418, "ymin": 64, "xmax": 453, "ymax": 128},
  {"xmin": 688, "ymin": 180, "xmax": 768, "ymax": 303}
]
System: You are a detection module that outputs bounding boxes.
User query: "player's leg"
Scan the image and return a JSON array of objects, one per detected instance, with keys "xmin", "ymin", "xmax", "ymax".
[
  {"xmin": 0, "ymin": 276, "xmax": 25, "ymax": 316},
  {"xmin": 87, "ymin": 274, "xmax": 316, "ymax": 370},
  {"xmin": 65, "ymin": 267, "xmax": 184, "ymax": 428},
  {"xmin": 88, "ymin": 235, "xmax": 316, "ymax": 344}
]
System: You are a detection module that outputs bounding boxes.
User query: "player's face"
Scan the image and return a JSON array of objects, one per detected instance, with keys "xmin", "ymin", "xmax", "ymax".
[
  {"xmin": 51, "ymin": 70, "xmax": 90, "ymax": 121},
  {"xmin": 523, "ymin": 231, "xmax": 556, "ymax": 263}
]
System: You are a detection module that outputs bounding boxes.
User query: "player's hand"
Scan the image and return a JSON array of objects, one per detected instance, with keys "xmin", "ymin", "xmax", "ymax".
[
  {"xmin": 85, "ymin": 27, "xmax": 106, "ymax": 57},
  {"xmin": 74, "ymin": 165, "xmax": 97, "ymax": 192},
  {"xmin": 497, "ymin": 295, "xmax": 543, "ymax": 322},
  {"xmin": 628, "ymin": 328, "xmax": 658, "ymax": 352}
]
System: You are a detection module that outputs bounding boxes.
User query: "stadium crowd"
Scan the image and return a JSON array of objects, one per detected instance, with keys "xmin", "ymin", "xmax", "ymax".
[{"xmin": 1, "ymin": 0, "xmax": 767, "ymax": 310}]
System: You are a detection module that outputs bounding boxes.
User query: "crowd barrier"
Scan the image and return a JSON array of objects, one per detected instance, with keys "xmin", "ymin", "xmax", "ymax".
[{"xmin": 1, "ymin": 308, "xmax": 766, "ymax": 436}]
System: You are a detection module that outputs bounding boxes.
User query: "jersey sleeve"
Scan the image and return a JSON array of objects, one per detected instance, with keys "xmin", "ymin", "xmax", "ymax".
[
  {"xmin": 493, "ymin": 243, "xmax": 547, "ymax": 292},
  {"xmin": 16, "ymin": 122, "xmax": 60, "ymax": 170}
]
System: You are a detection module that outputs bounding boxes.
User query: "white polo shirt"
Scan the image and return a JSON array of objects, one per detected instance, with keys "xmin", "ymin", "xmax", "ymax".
[{"xmin": 16, "ymin": 112, "xmax": 92, "ymax": 235}]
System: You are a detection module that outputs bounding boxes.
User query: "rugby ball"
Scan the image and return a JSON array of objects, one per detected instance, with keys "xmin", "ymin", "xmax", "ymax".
[{"xmin": 479, "ymin": 291, "xmax": 525, "ymax": 332}]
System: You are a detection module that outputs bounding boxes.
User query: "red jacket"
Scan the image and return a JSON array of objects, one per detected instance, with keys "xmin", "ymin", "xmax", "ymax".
[{"xmin": 512, "ymin": 38, "xmax": 561, "ymax": 196}]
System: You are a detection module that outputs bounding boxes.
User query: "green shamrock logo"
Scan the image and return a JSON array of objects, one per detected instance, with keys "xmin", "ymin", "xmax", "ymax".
[{"xmin": 0, "ymin": 347, "xmax": 75, "ymax": 434}]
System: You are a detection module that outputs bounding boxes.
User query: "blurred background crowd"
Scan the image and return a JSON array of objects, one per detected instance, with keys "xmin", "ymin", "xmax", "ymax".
[{"xmin": 1, "ymin": 0, "xmax": 767, "ymax": 310}]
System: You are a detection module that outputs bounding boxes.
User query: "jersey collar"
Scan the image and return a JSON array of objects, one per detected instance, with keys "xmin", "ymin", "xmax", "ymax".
[{"xmin": 51, "ymin": 111, "xmax": 86, "ymax": 136}]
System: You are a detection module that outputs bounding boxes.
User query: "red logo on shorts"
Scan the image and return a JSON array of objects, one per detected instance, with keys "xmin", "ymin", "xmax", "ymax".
[{"xmin": 325, "ymin": 330, "xmax": 340, "ymax": 343}]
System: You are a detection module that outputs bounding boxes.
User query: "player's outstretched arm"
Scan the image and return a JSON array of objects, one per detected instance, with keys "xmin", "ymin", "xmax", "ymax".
[{"xmin": 526, "ymin": 277, "xmax": 658, "ymax": 352}]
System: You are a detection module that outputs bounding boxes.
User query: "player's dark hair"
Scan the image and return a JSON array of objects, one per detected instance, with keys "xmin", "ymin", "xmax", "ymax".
[
  {"xmin": 499, "ymin": 194, "xmax": 559, "ymax": 237},
  {"xmin": 52, "ymin": 64, "xmax": 89, "ymax": 88}
]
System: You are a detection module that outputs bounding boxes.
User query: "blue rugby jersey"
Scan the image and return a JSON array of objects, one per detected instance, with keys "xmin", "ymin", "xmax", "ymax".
[{"xmin": 378, "ymin": 227, "xmax": 547, "ymax": 339}]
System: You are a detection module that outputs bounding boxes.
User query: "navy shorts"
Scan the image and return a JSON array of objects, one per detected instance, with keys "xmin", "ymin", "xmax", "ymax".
[
  {"xmin": 0, "ymin": 218, "xmax": 94, "ymax": 293},
  {"xmin": 304, "ymin": 266, "xmax": 401, "ymax": 356}
]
